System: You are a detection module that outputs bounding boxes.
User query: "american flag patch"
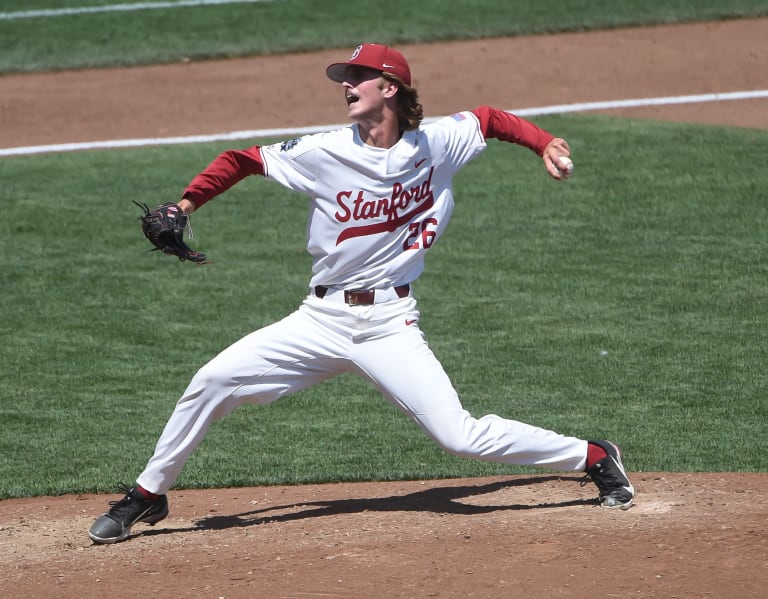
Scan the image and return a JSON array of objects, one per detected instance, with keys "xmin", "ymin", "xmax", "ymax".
[{"xmin": 451, "ymin": 113, "xmax": 466, "ymax": 121}]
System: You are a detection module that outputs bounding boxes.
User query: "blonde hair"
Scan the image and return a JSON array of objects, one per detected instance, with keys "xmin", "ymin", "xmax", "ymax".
[{"xmin": 382, "ymin": 73, "xmax": 423, "ymax": 131}]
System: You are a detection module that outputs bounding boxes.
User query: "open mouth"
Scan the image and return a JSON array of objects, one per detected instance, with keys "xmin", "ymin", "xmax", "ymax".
[{"xmin": 346, "ymin": 93, "xmax": 359, "ymax": 105}]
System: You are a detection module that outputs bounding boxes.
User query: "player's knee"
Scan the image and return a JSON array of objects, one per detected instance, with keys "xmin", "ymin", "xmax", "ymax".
[
  {"xmin": 429, "ymin": 429, "xmax": 478, "ymax": 457},
  {"xmin": 184, "ymin": 360, "xmax": 285, "ymax": 409},
  {"xmin": 437, "ymin": 439, "xmax": 478, "ymax": 458},
  {"xmin": 423, "ymin": 413, "xmax": 499, "ymax": 459},
  {"xmin": 188, "ymin": 362, "xmax": 226, "ymax": 392},
  {"xmin": 417, "ymin": 411, "xmax": 477, "ymax": 456}
]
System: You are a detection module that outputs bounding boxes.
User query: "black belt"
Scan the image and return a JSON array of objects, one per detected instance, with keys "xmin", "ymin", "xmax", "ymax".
[{"xmin": 314, "ymin": 284, "xmax": 410, "ymax": 306}]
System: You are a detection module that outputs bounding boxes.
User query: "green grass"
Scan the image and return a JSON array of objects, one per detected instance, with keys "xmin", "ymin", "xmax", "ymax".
[
  {"xmin": 1, "ymin": 0, "xmax": 766, "ymax": 498},
  {"xmin": 1, "ymin": 0, "xmax": 767, "ymax": 73},
  {"xmin": 1, "ymin": 115, "xmax": 766, "ymax": 498}
]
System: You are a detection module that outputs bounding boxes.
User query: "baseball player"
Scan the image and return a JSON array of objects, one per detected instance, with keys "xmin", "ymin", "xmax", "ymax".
[{"xmin": 89, "ymin": 43, "xmax": 634, "ymax": 544}]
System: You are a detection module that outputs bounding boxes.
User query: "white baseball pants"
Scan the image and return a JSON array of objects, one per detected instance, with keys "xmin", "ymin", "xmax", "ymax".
[{"xmin": 137, "ymin": 290, "xmax": 588, "ymax": 495}]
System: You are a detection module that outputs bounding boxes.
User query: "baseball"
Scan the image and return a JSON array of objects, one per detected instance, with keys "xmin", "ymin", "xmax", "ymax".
[{"xmin": 554, "ymin": 156, "xmax": 574, "ymax": 176}]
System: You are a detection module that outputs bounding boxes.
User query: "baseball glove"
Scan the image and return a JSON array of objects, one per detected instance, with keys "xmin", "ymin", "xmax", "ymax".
[{"xmin": 133, "ymin": 201, "xmax": 208, "ymax": 264}]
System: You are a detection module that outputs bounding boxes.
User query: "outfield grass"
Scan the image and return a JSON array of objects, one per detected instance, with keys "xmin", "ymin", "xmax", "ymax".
[
  {"xmin": 1, "ymin": 0, "xmax": 766, "ymax": 498},
  {"xmin": 1, "ymin": 115, "xmax": 766, "ymax": 499},
  {"xmin": 1, "ymin": 0, "xmax": 767, "ymax": 73}
]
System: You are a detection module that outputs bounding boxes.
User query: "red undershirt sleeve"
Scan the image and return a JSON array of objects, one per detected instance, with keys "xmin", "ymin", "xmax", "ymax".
[
  {"xmin": 182, "ymin": 146, "xmax": 266, "ymax": 209},
  {"xmin": 471, "ymin": 105, "xmax": 554, "ymax": 156}
]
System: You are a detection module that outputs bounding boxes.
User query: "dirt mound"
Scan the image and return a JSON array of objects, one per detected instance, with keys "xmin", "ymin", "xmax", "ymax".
[{"xmin": 2, "ymin": 473, "xmax": 766, "ymax": 598}]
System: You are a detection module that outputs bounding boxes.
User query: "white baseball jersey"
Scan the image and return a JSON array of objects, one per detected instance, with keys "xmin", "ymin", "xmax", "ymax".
[
  {"xmin": 136, "ymin": 107, "xmax": 591, "ymax": 499},
  {"xmin": 260, "ymin": 111, "xmax": 486, "ymax": 289}
]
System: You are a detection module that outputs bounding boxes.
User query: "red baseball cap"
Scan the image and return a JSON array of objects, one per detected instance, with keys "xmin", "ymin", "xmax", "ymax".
[{"xmin": 326, "ymin": 43, "xmax": 412, "ymax": 86}]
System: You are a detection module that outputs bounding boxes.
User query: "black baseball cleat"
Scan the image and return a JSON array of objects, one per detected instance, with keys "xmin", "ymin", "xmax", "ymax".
[
  {"xmin": 584, "ymin": 440, "xmax": 635, "ymax": 510},
  {"xmin": 88, "ymin": 486, "xmax": 169, "ymax": 544}
]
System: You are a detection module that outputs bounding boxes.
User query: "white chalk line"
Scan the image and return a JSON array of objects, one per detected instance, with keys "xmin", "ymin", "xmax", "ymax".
[
  {"xmin": 0, "ymin": 0, "xmax": 276, "ymax": 21},
  {"xmin": 1, "ymin": 90, "xmax": 766, "ymax": 157}
]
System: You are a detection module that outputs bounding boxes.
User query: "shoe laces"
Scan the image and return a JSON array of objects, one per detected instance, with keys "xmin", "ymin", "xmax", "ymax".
[{"xmin": 106, "ymin": 484, "xmax": 141, "ymax": 514}]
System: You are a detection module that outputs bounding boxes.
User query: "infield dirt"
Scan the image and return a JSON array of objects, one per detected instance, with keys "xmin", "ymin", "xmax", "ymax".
[{"xmin": 1, "ymin": 18, "xmax": 767, "ymax": 599}]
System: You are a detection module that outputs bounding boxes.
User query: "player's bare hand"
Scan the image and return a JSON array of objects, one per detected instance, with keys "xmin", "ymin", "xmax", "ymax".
[
  {"xmin": 178, "ymin": 198, "xmax": 196, "ymax": 214},
  {"xmin": 542, "ymin": 138, "xmax": 572, "ymax": 180}
]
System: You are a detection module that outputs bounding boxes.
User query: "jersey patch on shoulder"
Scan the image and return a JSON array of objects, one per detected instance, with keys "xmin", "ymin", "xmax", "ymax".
[
  {"xmin": 280, "ymin": 137, "xmax": 303, "ymax": 152},
  {"xmin": 451, "ymin": 113, "xmax": 466, "ymax": 122}
]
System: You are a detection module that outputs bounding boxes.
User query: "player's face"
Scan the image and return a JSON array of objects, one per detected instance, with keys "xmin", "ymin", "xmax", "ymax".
[{"xmin": 341, "ymin": 66, "xmax": 389, "ymax": 121}]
